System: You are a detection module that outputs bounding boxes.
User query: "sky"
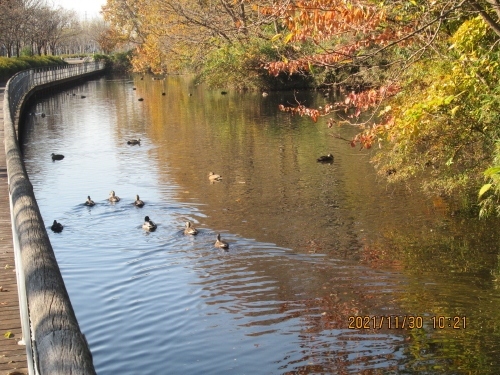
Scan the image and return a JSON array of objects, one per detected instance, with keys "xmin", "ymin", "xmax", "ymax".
[{"xmin": 49, "ymin": 0, "xmax": 107, "ymax": 18}]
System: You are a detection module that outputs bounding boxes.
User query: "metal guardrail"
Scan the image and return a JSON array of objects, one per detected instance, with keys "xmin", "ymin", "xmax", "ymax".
[
  {"xmin": 4, "ymin": 61, "xmax": 103, "ymax": 375},
  {"xmin": 7, "ymin": 61, "xmax": 105, "ymax": 120}
]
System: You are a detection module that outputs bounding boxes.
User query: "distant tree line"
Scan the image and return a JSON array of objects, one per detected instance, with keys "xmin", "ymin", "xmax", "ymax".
[{"xmin": 0, "ymin": 0, "xmax": 111, "ymax": 57}]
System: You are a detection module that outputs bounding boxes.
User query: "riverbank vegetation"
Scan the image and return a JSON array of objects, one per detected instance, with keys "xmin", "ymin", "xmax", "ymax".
[
  {"xmin": 0, "ymin": 56, "xmax": 66, "ymax": 82},
  {"xmin": 100, "ymin": 0, "xmax": 500, "ymax": 216},
  {"xmin": 93, "ymin": 52, "xmax": 133, "ymax": 71}
]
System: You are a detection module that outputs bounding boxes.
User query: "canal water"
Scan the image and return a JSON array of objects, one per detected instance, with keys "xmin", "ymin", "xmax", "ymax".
[{"xmin": 21, "ymin": 75, "xmax": 500, "ymax": 374}]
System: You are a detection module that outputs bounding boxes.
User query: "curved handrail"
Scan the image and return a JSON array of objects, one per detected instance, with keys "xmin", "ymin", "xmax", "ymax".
[
  {"xmin": 3, "ymin": 61, "xmax": 103, "ymax": 374},
  {"xmin": 7, "ymin": 61, "xmax": 105, "ymax": 119}
]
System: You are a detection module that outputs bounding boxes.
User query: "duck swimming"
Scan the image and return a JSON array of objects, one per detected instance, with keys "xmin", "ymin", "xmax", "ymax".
[
  {"xmin": 127, "ymin": 139, "xmax": 141, "ymax": 145},
  {"xmin": 214, "ymin": 233, "xmax": 229, "ymax": 249},
  {"xmin": 316, "ymin": 154, "xmax": 334, "ymax": 163},
  {"xmin": 142, "ymin": 216, "xmax": 157, "ymax": 231},
  {"xmin": 85, "ymin": 196, "xmax": 95, "ymax": 206},
  {"xmin": 51, "ymin": 220, "xmax": 63, "ymax": 233},
  {"xmin": 108, "ymin": 190, "xmax": 120, "ymax": 202},
  {"xmin": 184, "ymin": 221, "xmax": 198, "ymax": 235},
  {"xmin": 208, "ymin": 172, "xmax": 222, "ymax": 181},
  {"xmin": 134, "ymin": 194, "xmax": 144, "ymax": 207},
  {"xmin": 51, "ymin": 153, "xmax": 64, "ymax": 161}
]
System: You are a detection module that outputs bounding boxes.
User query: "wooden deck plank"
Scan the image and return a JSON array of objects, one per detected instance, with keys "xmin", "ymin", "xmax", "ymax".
[{"xmin": 0, "ymin": 83, "xmax": 28, "ymax": 375}]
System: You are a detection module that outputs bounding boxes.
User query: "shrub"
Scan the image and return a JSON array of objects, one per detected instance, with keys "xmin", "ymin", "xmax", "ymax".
[{"xmin": 0, "ymin": 56, "xmax": 66, "ymax": 82}]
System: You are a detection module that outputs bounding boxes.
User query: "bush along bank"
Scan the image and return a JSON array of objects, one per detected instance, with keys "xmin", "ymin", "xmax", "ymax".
[{"xmin": 0, "ymin": 56, "xmax": 67, "ymax": 82}]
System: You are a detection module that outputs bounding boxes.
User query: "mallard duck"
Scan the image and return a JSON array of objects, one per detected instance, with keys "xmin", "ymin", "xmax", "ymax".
[
  {"xmin": 51, "ymin": 220, "xmax": 63, "ymax": 233},
  {"xmin": 51, "ymin": 153, "xmax": 64, "ymax": 161},
  {"xmin": 134, "ymin": 194, "xmax": 144, "ymax": 207},
  {"xmin": 317, "ymin": 154, "xmax": 334, "ymax": 163},
  {"xmin": 184, "ymin": 221, "xmax": 198, "ymax": 235},
  {"xmin": 127, "ymin": 139, "xmax": 141, "ymax": 145},
  {"xmin": 214, "ymin": 233, "xmax": 229, "ymax": 249},
  {"xmin": 108, "ymin": 190, "xmax": 120, "ymax": 202},
  {"xmin": 208, "ymin": 172, "xmax": 222, "ymax": 181},
  {"xmin": 85, "ymin": 196, "xmax": 95, "ymax": 206},
  {"xmin": 142, "ymin": 216, "xmax": 157, "ymax": 231}
]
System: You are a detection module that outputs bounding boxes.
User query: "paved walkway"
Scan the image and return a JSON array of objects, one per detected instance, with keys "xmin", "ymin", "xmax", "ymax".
[{"xmin": 0, "ymin": 83, "xmax": 28, "ymax": 375}]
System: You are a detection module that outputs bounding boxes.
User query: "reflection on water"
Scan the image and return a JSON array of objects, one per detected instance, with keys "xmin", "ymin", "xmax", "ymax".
[{"xmin": 21, "ymin": 75, "xmax": 500, "ymax": 374}]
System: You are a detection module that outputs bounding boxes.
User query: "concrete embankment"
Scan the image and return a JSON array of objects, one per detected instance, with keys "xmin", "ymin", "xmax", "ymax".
[
  {"xmin": 0, "ymin": 81, "xmax": 28, "ymax": 375},
  {"xmin": 2, "ymin": 63, "xmax": 103, "ymax": 374}
]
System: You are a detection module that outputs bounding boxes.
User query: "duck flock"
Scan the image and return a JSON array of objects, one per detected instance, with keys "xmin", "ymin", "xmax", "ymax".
[
  {"xmin": 49, "ymin": 126, "xmax": 334, "ymax": 251},
  {"xmin": 49, "ymin": 141, "xmax": 231, "ymax": 250}
]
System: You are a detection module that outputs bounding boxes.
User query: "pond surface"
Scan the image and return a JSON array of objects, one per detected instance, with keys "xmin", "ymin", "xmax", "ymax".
[{"xmin": 22, "ymin": 75, "xmax": 500, "ymax": 374}]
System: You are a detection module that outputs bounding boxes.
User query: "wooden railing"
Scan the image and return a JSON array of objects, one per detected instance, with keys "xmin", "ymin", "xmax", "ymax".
[{"xmin": 3, "ymin": 61, "xmax": 104, "ymax": 375}]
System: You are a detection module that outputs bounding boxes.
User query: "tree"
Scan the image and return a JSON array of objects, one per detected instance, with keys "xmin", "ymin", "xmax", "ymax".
[
  {"xmin": 99, "ymin": 0, "xmax": 500, "ymax": 213},
  {"xmin": 0, "ymin": 0, "xmax": 33, "ymax": 57},
  {"xmin": 101, "ymin": 0, "xmax": 283, "ymax": 74},
  {"xmin": 267, "ymin": 0, "xmax": 500, "ymax": 214}
]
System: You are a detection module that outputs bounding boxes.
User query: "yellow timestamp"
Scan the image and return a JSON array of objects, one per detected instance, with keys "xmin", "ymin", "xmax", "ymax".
[{"xmin": 348, "ymin": 316, "xmax": 467, "ymax": 329}]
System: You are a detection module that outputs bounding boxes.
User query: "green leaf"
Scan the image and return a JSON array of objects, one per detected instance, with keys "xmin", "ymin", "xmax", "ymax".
[
  {"xmin": 444, "ymin": 95, "xmax": 455, "ymax": 105},
  {"xmin": 484, "ymin": 167, "xmax": 500, "ymax": 176},
  {"xmin": 479, "ymin": 183, "xmax": 492, "ymax": 198},
  {"xmin": 4, "ymin": 331, "xmax": 13, "ymax": 338}
]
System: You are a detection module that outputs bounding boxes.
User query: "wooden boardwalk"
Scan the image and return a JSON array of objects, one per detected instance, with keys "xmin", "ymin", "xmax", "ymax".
[{"xmin": 0, "ymin": 83, "xmax": 28, "ymax": 375}]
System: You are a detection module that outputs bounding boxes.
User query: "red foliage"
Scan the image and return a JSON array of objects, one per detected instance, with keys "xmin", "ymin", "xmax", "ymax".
[{"xmin": 278, "ymin": 84, "xmax": 400, "ymax": 149}]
